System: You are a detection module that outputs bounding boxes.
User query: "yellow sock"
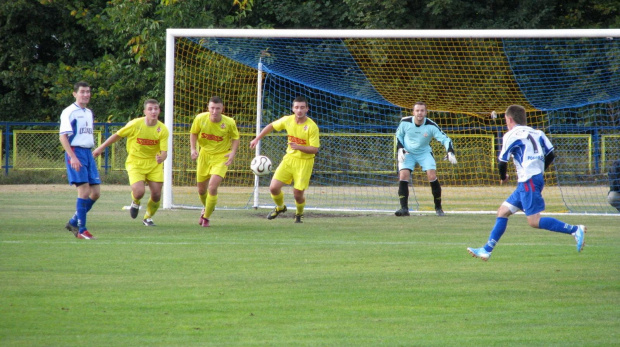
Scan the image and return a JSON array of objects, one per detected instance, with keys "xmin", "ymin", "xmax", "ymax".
[
  {"xmin": 131, "ymin": 192, "xmax": 140, "ymax": 205},
  {"xmin": 204, "ymin": 194, "xmax": 218, "ymax": 218},
  {"xmin": 144, "ymin": 198, "xmax": 160, "ymax": 219},
  {"xmin": 295, "ymin": 201, "xmax": 305, "ymax": 215},
  {"xmin": 199, "ymin": 192, "xmax": 208, "ymax": 207},
  {"xmin": 271, "ymin": 192, "xmax": 285, "ymax": 209}
]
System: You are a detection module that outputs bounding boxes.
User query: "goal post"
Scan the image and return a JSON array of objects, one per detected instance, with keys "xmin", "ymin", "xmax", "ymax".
[{"xmin": 164, "ymin": 29, "xmax": 620, "ymax": 214}]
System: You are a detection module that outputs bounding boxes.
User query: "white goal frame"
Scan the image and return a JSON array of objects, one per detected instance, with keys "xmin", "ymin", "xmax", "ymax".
[{"xmin": 163, "ymin": 28, "xmax": 620, "ymax": 210}]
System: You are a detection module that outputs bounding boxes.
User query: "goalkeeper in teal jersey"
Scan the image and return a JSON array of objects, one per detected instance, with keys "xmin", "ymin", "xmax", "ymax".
[{"xmin": 395, "ymin": 101, "xmax": 457, "ymax": 216}]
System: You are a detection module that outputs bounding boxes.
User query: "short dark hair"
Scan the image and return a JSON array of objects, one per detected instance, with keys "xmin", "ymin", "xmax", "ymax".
[
  {"xmin": 209, "ymin": 96, "xmax": 223, "ymax": 104},
  {"xmin": 506, "ymin": 105, "xmax": 527, "ymax": 125},
  {"xmin": 73, "ymin": 81, "xmax": 90, "ymax": 92},
  {"xmin": 143, "ymin": 99, "xmax": 159, "ymax": 108},
  {"xmin": 413, "ymin": 101, "xmax": 427, "ymax": 110},
  {"xmin": 293, "ymin": 96, "xmax": 308, "ymax": 107}
]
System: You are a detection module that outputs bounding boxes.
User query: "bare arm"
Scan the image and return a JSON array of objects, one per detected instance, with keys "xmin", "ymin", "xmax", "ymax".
[
  {"xmin": 93, "ymin": 134, "xmax": 122, "ymax": 157},
  {"xmin": 156, "ymin": 151, "xmax": 167, "ymax": 164},
  {"xmin": 249, "ymin": 123, "xmax": 274, "ymax": 149},
  {"xmin": 289, "ymin": 142, "xmax": 319, "ymax": 154},
  {"xmin": 225, "ymin": 139, "xmax": 240, "ymax": 166},
  {"xmin": 190, "ymin": 133, "xmax": 199, "ymax": 161},
  {"xmin": 59, "ymin": 134, "xmax": 81, "ymax": 171}
]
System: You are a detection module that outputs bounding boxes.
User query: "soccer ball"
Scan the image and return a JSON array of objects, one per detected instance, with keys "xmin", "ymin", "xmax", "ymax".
[{"xmin": 250, "ymin": 155, "xmax": 273, "ymax": 176}]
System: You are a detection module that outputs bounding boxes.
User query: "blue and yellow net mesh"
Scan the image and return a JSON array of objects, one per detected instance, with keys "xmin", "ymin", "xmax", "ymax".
[{"xmin": 171, "ymin": 36, "xmax": 619, "ymax": 213}]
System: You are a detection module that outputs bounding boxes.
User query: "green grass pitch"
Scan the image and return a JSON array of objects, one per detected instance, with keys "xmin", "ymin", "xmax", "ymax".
[{"xmin": 0, "ymin": 185, "xmax": 618, "ymax": 346}]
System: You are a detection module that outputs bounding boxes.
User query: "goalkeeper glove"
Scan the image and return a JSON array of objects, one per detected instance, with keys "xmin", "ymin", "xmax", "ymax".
[
  {"xmin": 443, "ymin": 152, "xmax": 457, "ymax": 164},
  {"xmin": 397, "ymin": 148, "xmax": 408, "ymax": 163}
]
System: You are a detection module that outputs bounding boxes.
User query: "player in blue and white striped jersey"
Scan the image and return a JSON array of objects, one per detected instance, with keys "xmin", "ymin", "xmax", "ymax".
[
  {"xmin": 59, "ymin": 81, "xmax": 101, "ymax": 239},
  {"xmin": 467, "ymin": 105, "xmax": 586, "ymax": 261},
  {"xmin": 395, "ymin": 101, "xmax": 457, "ymax": 217}
]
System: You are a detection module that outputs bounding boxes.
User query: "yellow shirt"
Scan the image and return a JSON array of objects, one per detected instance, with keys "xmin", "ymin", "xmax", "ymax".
[
  {"xmin": 272, "ymin": 115, "xmax": 320, "ymax": 159},
  {"xmin": 116, "ymin": 117, "xmax": 169, "ymax": 160},
  {"xmin": 190, "ymin": 112, "xmax": 240, "ymax": 154}
]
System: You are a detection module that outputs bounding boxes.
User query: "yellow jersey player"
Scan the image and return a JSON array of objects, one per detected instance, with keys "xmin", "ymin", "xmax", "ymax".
[
  {"xmin": 190, "ymin": 96, "xmax": 240, "ymax": 227},
  {"xmin": 93, "ymin": 99, "xmax": 169, "ymax": 226},
  {"xmin": 250, "ymin": 96, "xmax": 320, "ymax": 223}
]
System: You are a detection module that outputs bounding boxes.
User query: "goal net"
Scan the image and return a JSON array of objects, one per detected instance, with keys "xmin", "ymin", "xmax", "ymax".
[{"xmin": 164, "ymin": 29, "xmax": 620, "ymax": 214}]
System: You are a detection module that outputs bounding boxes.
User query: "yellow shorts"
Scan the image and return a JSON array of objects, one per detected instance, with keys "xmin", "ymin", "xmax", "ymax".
[
  {"xmin": 196, "ymin": 151, "xmax": 230, "ymax": 182},
  {"xmin": 273, "ymin": 155, "xmax": 314, "ymax": 191},
  {"xmin": 125, "ymin": 157, "xmax": 163, "ymax": 185}
]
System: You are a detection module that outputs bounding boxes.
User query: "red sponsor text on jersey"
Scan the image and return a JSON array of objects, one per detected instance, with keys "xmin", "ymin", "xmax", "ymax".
[
  {"xmin": 136, "ymin": 138, "xmax": 159, "ymax": 146},
  {"xmin": 201, "ymin": 133, "xmax": 224, "ymax": 142},
  {"xmin": 288, "ymin": 135, "xmax": 307, "ymax": 145}
]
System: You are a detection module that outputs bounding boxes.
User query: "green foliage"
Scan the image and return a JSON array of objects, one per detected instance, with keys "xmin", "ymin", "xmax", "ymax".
[
  {"xmin": 0, "ymin": 0, "xmax": 105, "ymax": 122},
  {"xmin": 0, "ymin": 188, "xmax": 618, "ymax": 345},
  {"xmin": 0, "ymin": 0, "xmax": 618, "ymax": 124},
  {"xmin": 424, "ymin": 0, "xmax": 620, "ymax": 29},
  {"xmin": 342, "ymin": 0, "xmax": 419, "ymax": 29},
  {"xmin": 248, "ymin": 0, "xmax": 356, "ymax": 28}
]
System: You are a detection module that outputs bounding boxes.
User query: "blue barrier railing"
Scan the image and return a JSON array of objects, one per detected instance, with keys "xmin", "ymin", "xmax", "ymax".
[{"xmin": 1, "ymin": 121, "xmax": 617, "ymax": 176}]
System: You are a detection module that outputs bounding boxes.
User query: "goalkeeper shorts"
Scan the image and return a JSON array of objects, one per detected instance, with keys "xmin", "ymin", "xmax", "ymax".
[{"xmin": 398, "ymin": 151, "xmax": 436, "ymax": 172}]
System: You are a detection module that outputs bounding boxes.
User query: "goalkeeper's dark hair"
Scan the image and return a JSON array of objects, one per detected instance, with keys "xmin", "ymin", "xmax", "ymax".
[
  {"xmin": 506, "ymin": 105, "xmax": 527, "ymax": 125},
  {"xmin": 413, "ymin": 101, "xmax": 427, "ymax": 110}
]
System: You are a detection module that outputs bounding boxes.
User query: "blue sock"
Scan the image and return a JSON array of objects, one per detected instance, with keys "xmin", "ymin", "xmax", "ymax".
[
  {"xmin": 76, "ymin": 198, "xmax": 89, "ymax": 233},
  {"xmin": 539, "ymin": 217, "xmax": 576, "ymax": 234},
  {"xmin": 70, "ymin": 198, "xmax": 95, "ymax": 226},
  {"xmin": 86, "ymin": 198, "xmax": 96, "ymax": 212},
  {"xmin": 69, "ymin": 211, "xmax": 78, "ymax": 226},
  {"xmin": 484, "ymin": 217, "xmax": 508, "ymax": 252}
]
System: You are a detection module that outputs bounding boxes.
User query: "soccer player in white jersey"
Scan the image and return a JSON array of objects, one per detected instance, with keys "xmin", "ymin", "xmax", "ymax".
[
  {"xmin": 59, "ymin": 81, "xmax": 100, "ymax": 239},
  {"xmin": 467, "ymin": 105, "xmax": 586, "ymax": 261},
  {"xmin": 395, "ymin": 101, "xmax": 457, "ymax": 217},
  {"xmin": 93, "ymin": 99, "xmax": 169, "ymax": 226}
]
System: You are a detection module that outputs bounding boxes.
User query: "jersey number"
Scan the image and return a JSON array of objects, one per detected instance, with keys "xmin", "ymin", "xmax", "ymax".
[{"xmin": 527, "ymin": 134, "xmax": 539, "ymax": 154}]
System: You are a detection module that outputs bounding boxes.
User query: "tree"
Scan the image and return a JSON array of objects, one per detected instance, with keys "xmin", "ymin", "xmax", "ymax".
[
  {"xmin": 0, "ymin": 0, "xmax": 106, "ymax": 121},
  {"xmin": 0, "ymin": 0, "xmax": 253, "ymax": 123},
  {"xmin": 0, "ymin": 0, "xmax": 617, "ymax": 123}
]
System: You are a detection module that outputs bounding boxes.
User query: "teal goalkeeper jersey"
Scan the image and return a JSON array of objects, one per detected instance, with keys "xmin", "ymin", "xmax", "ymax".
[{"xmin": 395, "ymin": 116, "xmax": 453, "ymax": 156}]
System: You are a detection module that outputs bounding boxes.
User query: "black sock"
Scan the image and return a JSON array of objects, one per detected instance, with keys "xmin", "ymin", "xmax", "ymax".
[
  {"xmin": 398, "ymin": 180, "xmax": 409, "ymax": 209},
  {"xmin": 430, "ymin": 179, "xmax": 442, "ymax": 209}
]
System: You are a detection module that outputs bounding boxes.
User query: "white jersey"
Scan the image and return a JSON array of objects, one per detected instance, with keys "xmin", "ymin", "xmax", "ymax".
[
  {"xmin": 59, "ymin": 103, "xmax": 95, "ymax": 148},
  {"xmin": 499, "ymin": 125, "xmax": 554, "ymax": 182}
]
